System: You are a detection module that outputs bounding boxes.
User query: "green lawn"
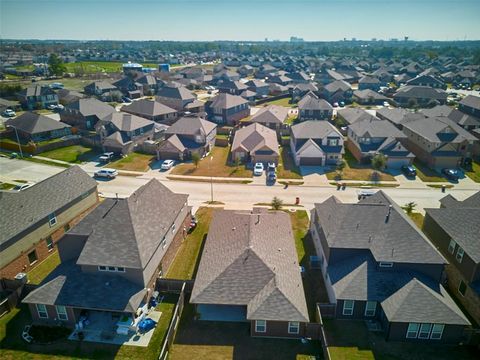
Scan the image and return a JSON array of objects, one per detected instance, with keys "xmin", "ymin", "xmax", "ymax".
[
  {"xmin": 166, "ymin": 208, "xmax": 214, "ymax": 280},
  {"xmin": 277, "ymin": 146, "xmax": 303, "ymax": 179},
  {"xmin": 27, "ymin": 251, "xmax": 61, "ymax": 285},
  {"xmin": 38, "ymin": 145, "xmax": 98, "ymax": 164},
  {"xmin": 171, "ymin": 146, "xmax": 252, "ymax": 178},
  {"xmin": 261, "ymin": 97, "xmax": 296, "ymax": 108},
  {"xmin": 0, "ymin": 294, "xmax": 178, "ymax": 360},
  {"xmin": 64, "ymin": 61, "xmax": 162, "ymax": 74},
  {"xmin": 326, "ymin": 148, "xmax": 395, "ymax": 182},
  {"xmin": 408, "ymin": 212, "xmax": 425, "ymax": 230},
  {"xmin": 0, "ymin": 182, "xmax": 15, "ymax": 190},
  {"xmin": 21, "ymin": 156, "xmax": 71, "ymax": 168},
  {"xmin": 463, "ymin": 161, "xmax": 480, "ymax": 183},
  {"xmin": 413, "ymin": 160, "xmax": 445, "ymax": 182},
  {"xmin": 109, "ymin": 152, "xmax": 156, "ymax": 172}
]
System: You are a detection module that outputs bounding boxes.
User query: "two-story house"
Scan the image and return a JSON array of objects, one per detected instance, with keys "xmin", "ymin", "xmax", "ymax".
[
  {"xmin": 401, "ymin": 116, "xmax": 477, "ymax": 170},
  {"xmin": 158, "ymin": 116, "xmax": 217, "ymax": 161},
  {"xmin": 249, "ymin": 105, "xmax": 288, "ymax": 132},
  {"xmin": 83, "ymin": 81, "xmax": 118, "ymax": 97},
  {"xmin": 406, "ymin": 75, "xmax": 446, "ymax": 89},
  {"xmin": 121, "ymin": 99, "xmax": 178, "ymax": 125},
  {"xmin": 95, "ymin": 112, "xmax": 156, "ymax": 154},
  {"xmin": 217, "ymin": 80, "xmax": 248, "ymax": 96},
  {"xmin": 423, "ymin": 192, "xmax": 480, "ymax": 325},
  {"xmin": 17, "ymin": 85, "xmax": 58, "ymax": 110},
  {"xmin": 5, "ymin": 112, "xmax": 71, "ymax": 143},
  {"xmin": 290, "ymin": 121, "xmax": 344, "ymax": 166},
  {"xmin": 245, "ymin": 79, "xmax": 269, "ymax": 98},
  {"xmin": 206, "ymin": 93, "xmax": 250, "ymax": 126},
  {"xmin": 23, "ymin": 179, "xmax": 190, "ymax": 333},
  {"xmin": 347, "ymin": 118, "xmax": 415, "ymax": 168},
  {"xmin": 298, "ymin": 92, "xmax": 333, "ymax": 121},
  {"xmin": 393, "ymin": 86, "xmax": 448, "ymax": 107},
  {"xmin": 420, "ymin": 105, "xmax": 480, "ymax": 132},
  {"xmin": 358, "ymin": 76, "xmax": 381, "ymax": 91},
  {"xmin": 322, "ymin": 80, "xmax": 353, "ymax": 104},
  {"xmin": 0, "ymin": 166, "xmax": 98, "ymax": 279},
  {"xmin": 156, "ymin": 83, "xmax": 204, "ymax": 113},
  {"xmin": 231, "ymin": 123, "xmax": 279, "ymax": 164},
  {"xmin": 60, "ymin": 98, "xmax": 115, "ymax": 130},
  {"xmin": 459, "ymin": 95, "xmax": 480, "ymax": 118},
  {"xmin": 310, "ymin": 192, "xmax": 471, "ymax": 343}
]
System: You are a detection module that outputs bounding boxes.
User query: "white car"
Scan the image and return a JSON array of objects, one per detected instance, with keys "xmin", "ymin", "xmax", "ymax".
[
  {"xmin": 94, "ymin": 168, "xmax": 118, "ymax": 179},
  {"xmin": 13, "ymin": 182, "xmax": 34, "ymax": 191},
  {"xmin": 99, "ymin": 152, "xmax": 115, "ymax": 163},
  {"xmin": 383, "ymin": 101, "xmax": 389, "ymax": 107},
  {"xmin": 2, "ymin": 109, "xmax": 16, "ymax": 117},
  {"xmin": 253, "ymin": 162, "xmax": 264, "ymax": 176},
  {"xmin": 161, "ymin": 159, "xmax": 175, "ymax": 170}
]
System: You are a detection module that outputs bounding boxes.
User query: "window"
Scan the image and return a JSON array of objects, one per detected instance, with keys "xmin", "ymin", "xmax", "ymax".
[
  {"xmin": 418, "ymin": 323, "xmax": 432, "ymax": 339},
  {"xmin": 379, "ymin": 262, "xmax": 393, "ymax": 268},
  {"xmin": 161, "ymin": 236, "xmax": 167, "ymax": 249},
  {"xmin": 288, "ymin": 321, "xmax": 300, "ymax": 334},
  {"xmin": 56, "ymin": 305, "xmax": 68, "ymax": 321},
  {"xmin": 48, "ymin": 213, "xmax": 57, "ymax": 227},
  {"xmin": 430, "ymin": 324, "xmax": 444, "ymax": 340},
  {"xmin": 255, "ymin": 320, "xmax": 266, "ymax": 333},
  {"xmin": 116, "ymin": 267, "xmax": 125, "ymax": 272},
  {"xmin": 98, "ymin": 266, "xmax": 107, "ymax": 271},
  {"xmin": 448, "ymin": 239, "xmax": 456, "ymax": 254},
  {"xmin": 46, "ymin": 236, "xmax": 54, "ymax": 251},
  {"xmin": 329, "ymin": 139, "xmax": 338, "ymax": 146},
  {"xmin": 364, "ymin": 301, "xmax": 376, "ymax": 317},
  {"xmin": 342, "ymin": 300, "xmax": 354, "ymax": 316},
  {"xmin": 406, "ymin": 323, "xmax": 419, "ymax": 339},
  {"xmin": 36, "ymin": 304, "xmax": 48, "ymax": 319},
  {"xmin": 458, "ymin": 280, "xmax": 467, "ymax": 296},
  {"xmin": 28, "ymin": 250, "xmax": 37, "ymax": 265},
  {"xmin": 456, "ymin": 247, "xmax": 464, "ymax": 263},
  {"xmin": 108, "ymin": 266, "xmax": 116, "ymax": 271}
]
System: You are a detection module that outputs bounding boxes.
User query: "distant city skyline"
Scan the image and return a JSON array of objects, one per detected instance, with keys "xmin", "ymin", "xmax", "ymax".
[{"xmin": 1, "ymin": 0, "xmax": 479, "ymax": 41}]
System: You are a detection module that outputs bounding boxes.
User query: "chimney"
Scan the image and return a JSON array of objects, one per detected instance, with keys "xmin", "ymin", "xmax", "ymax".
[{"xmin": 385, "ymin": 205, "xmax": 393, "ymax": 223}]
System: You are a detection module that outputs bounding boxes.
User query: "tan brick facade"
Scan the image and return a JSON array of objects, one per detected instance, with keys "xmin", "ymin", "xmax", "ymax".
[
  {"xmin": 0, "ymin": 195, "xmax": 99, "ymax": 280},
  {"xmin": 445, "ymin": 264, "xmax": 480, "ymax": 325},
  {"xmin": 346, "ymin": 139, "xmax": 364, "ymax": 162}
]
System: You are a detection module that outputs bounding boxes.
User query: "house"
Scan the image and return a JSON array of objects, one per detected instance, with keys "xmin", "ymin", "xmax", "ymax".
[
  {"xmin": 157, "ymin": 116, "xmax": 217, "ymax": 161},
  {"xmin": 213, "ymin": 69, "xmax": 240, "ymax": 83},
  {"xmin": 459, "ymin": 95, "xmax": 480, "ymax": 118},
  {"xmin": 206, "ymin": 93, "xmax": 250, "ymax": 126},
  {"xmin": 336, "ymin": 108, "xmax": 379, "ymax": 126},
  {"xmin": 156, "ymin": 83, "xmax": 196, "ymax": 111},
  {"xmin": 311, "ymin": 192, "xmax": 471, "ymax": 343},
  {"xmin": 353, "ymin": 89, "xmax": 389, "ymax": 105},
  {"xmin": 245, "ymin": 79, "xmax": 269, "ymax": 98},
  {"xmin": 95, "ymin": 112, "xmax": 156, "ymax": 154},
  {"xmin": 323, "ymin": 80, "xmax": 352, "ymax": 103},
  {"xmin": 288, "ymin": 71, "xmax": 310, "ymax": 84},
  {"xmin": 423, "ymin": 192, "xmax": 480, "ymax": 325},
  {"xmin": 298, "ymin": 92, "xmax": 333, "ymax": 121},
  {"xmin": 23, "ymin": 179, "xmax": 190, "ymax": 331},
  {"xmin": 290, "ymin": 120, "xmax": 344, "ymax": 166},
  {"xmin": 56, "ymin": 89, "xmax": 85, "ymax": 105},
  {"xmin": 5, "ymin": 112, "xmax": 71, "ymax": 142},
  {"xmin": 358, "ymin": 76, "xmax": 381, "ymax": 91},
  {"xmin": 406, "ymin": 75, "xmax": 445, "ymax": 89},
  {"xmin": 291, "ymin": 83, "xmax": 318, "ymax": 102},
  {"xmin": 190, "ymin": 209, "xmax": 309, "ymax": 338},
  {"xmin": 401, "ymin": 116, "xmax": 477, "ymax": 170},
  {"xmin": 136, "ymin": 74, "xmax": 159, "ymax": 96},
  {"xmin": 60, "ymin": 98, "xmax": 115, "ymax": 130},
  {"xmin": 249, "ymin": 105, "xmax": 288, "ymax": 131},
  {"xmin": 0, "ymin": 166, "xmax": 98, "ymax": 279},
  {"xmin": 393, "ymin": 86, "xmax": 448, "ymax": 107},
  {"xmin": 376, "ymin": 108, "xmax": 411, "ymax": 129},
  {"xmin": 231, "ymin": 123, "xmax": 279, "ymax": 164},
  {"xmin": 83, "ymin": 81, "xmax": 117, "ymax": 97},
  {"xmin": 238, "ymin": 64, "xmax": 255, "ymax": 77},
  {"xmin": 17, "ymin": 85, "xmax": 58, "ymax": 110},
  {"xmin": 217, "ymin": 80, "xmax": 248, "ymax": 96},
  {"xmin": 268, "ymin": 74, "xmax": 292, "ymax": 86},
  {"xmin": 0, "ymin": 98, "xmax": 21, "ymax": 113},
  {"xmin": 420, "ymin": 105, "xmax": 480, "ymax": 131},
  {"xmin": 112, "ymin": 77, "xmax": 143, "ymax": 98},
  {"xmin": 347, "ymin": 118, "xmax": 414, "ymax": 168},
  {"xmin": 121, "ymin": 99, "xmax": 178, "ymax": 125}
]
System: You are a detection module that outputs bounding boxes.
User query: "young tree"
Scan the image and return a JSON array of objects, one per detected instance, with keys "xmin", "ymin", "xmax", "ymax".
[
  {"xmin": 48, "ymin": 54, "xmax": 67, "ymax": 76},
  {"xmin": 192, "ymin": 152, "xmax": 201, "ymax": 168},
  {"xmin": 407, "ymin": 98, "xmax": 418, "ymax": 109},
  {"xmin": 271, "ymin": 196, "xmax": 283, "ymax": 210},
  {"xmin": 336, "ymin": 160, "xmax": 346, "ymax": 172},
  {"xmin": 371, "ymin": 153, "xmax": 387, "ymax": 171},
  {"xmin": 402, "ymin": 201, "xmax": 417, "ymax": 215}
]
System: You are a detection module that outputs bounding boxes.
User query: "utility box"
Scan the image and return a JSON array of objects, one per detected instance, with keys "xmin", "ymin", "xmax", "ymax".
[{"xmin": 14, "ymin": 272, "xmax": 28, "ymax": 285}]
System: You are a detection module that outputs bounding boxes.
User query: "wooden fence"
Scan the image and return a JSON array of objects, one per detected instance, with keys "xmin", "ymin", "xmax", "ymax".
[
  {"xmin": 316, "ymin": 303, "xmax": 332, "ymax": 360},
  {"xmin": 156, "ymin": 278, "xmax": 194, "ymax": 293},
  {"xmin": 0, "ymin": 279, "xmax": 37, "ymax": 318},
  {"xmin": 158, "ymin": 282, "xmax": 187, "ymax": 360},
  {"xmin": 255, "ymin": 93, "xmax": 290, "ymax": 106}
]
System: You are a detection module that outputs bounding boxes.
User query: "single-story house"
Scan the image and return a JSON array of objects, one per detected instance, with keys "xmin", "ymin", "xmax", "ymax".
[{"xmin": 231, "ymin": 123, "xmax": 279, "ymax": 164}]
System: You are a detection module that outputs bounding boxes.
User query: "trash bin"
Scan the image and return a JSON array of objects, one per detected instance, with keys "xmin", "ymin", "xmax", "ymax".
[
  {"xmin": 442, "ymin": 185, "xmax": 446, "ymax": 193},
  {"xmin": 295, "ymin": 197, "xmax": 300, "ymax": 205}
]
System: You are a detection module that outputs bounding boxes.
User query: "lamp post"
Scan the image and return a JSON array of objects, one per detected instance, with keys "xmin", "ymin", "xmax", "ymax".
[
  {"xmin": 6, "ymin": 125, "xmax": 23, "ymax": 158},
  {"xmin": 209, "ymin": 156, "xmax": 214, "ymax": 203}
]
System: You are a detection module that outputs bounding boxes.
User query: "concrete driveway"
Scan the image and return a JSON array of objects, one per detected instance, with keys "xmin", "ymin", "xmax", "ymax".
[{"xmin": 0, "ymin": 157, "xmax": 63, "ymax": 183}]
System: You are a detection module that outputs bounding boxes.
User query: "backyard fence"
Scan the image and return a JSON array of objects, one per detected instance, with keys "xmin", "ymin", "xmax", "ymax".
[
  {"xmin": 316, "ymin": 303, "xmax": 332, "ymax": 360},
  {"xmin": 158, "ymin": 282, "xmax": 187, "ymax": 360},
  {"xmin": 0, "ymin": 279, "xmax": 37, "ymax": 318},
  {"xmin": 255, "ymin": 93, "xmax": 290, "ymax": 106},
  {"xmin": 156, "ymin": 278, "xmax": 194, "ymax": 293}
]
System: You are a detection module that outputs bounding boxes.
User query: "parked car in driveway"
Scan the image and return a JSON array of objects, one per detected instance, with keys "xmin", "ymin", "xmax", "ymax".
[
  {"xmin": 12, "ymin": 182, "xmax": 34, "ymax": 191},
  {"xmin": 2, "ymin": 109, "xmax": 16, "ymax": 117},
  {"xmin": 401, "ymin": 165, "xmax": 416, "ymax": 178},
  {"xmin": 267, "ymin": 162, "xmax": 276, "ymax": 174},
  {"xmin": 253, "ymin": 162, "xmax": 264, "ymax": 176},
  {"xmin": 99, "ymin": 152, "xmax": 115, "ymax": 163},
  {"xmin": 94, "ymin": 168, "xmax": 118, "ymax": 179},
  {"xmin": 442, "ymin": 168, "xmax": 460, "ymax": 181},
  {"xmin": 161, "ymin": 159, "xmax": 175, "ymax": 170},
  {"xmin": 267, "ymin": 171, "xmax": 277, "ymax": 185}
]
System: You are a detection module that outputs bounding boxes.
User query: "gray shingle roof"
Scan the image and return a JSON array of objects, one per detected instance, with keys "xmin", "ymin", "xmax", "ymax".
[
  {"xmin": 250, "ymin": 105, "xmax": 288, "ymax": 125},
  {"xmin": 66, "ymin": 98, "xmax": 115, "ymax": 118},
  {"xmin": 0, "ymin": 166, "xmax": 97, "ymax": 247},
  {"xmin": 421, "ymin": 105, "xmax": 480, "ymax": 128},
  {"xmin": 313, "ymin": 192, "xmax": 446, "ymax": 264},
  {"xmin": 22, "ymin": 261, "xmax": 146, "ymax": 313},
  {"xmin": 190, "ymin": 210, "xmax": 309, "ymax": 322},
  {"xmin": 157, "ymin": 84, "xmax": 195, "ymax": 101},
  {"xmin": 165, "ymin": 116, "xmax": 216, "ymax": 136},
  {"xmin": 298, "ymin": 92, "xmax": 333, "ymax": 111},
  {"xmin": 394, "ymin": 85, "xmax": 447, "ymax": 100},
  {"xmin": 402, "ymin": 116, "xmax": 477, "ymax": 143},
  {"xmin": 6, "ymin": 112, "xmax": 70, "ymax": 134},
  {"xmin": 376, "ymin": 108, "xmax": 410, "ymax": 125},
  {"xmin": 209, "ymin": 93, "xmax": 248, "ymax": 109},
  {"xmin": 353, "ymin": 89, "xmax": 388, "ymax": 101},
  {"xmin": 231, "ymin": 123, "xmax": 279, "ymax": 155},
  {"xmin": 291, "ymin": 120, "xmax": 342, "ymax": 139},
  {"xmin": 100, "ymin": 112, "xmax": 154, "ymax": 132},
  {"xmin": 121, "ymin": 99, "xmax": 177, "ymax": 117},
  {"xmin": 459, "ymin": 95, "xmax": 480, "ymax": 110},
  {"xmin": 338, "ymin": 108, "xmax": 378, "ymax": 125},
  {"xmin": 76, "ymin": 179, "xmax": 188, "ymax": 269},
  {"xmin": 348, "ymin": 118, "xmax": 406, "ymax": 138},
  {"xmin": 324, "ymin": 80, "xmax": 351, "ymax": 93}
]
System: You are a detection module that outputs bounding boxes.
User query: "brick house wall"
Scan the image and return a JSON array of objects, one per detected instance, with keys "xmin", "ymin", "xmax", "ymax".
[
  {"xmin": 250, "ymin": 320, "xmax": 307, "ymax": 338},
  {"xmin": 0, "ymin": 191, "xmax": 98, "ymax": 279},
  {"xmin": 346, "ymin": 139, "xmax": 364, "ymax": 162},
  {"xmin": 28, "ymin": 303, "xmax": 77, "ymax": 328}
]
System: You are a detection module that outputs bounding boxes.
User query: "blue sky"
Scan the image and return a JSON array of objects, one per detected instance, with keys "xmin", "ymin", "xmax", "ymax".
[{"xmin": 1, "ymin": 0, "xmax": 479, "ymax": 41}]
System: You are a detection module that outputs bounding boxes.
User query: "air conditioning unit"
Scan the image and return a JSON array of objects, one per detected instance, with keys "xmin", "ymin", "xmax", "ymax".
[{"xmin": 14, "ymin": 272, "xmax": 28, "ymax": 285}]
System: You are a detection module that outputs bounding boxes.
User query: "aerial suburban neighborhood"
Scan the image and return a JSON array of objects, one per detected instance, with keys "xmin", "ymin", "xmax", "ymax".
[{"xmin": 0, "ymin": 1, "xmax": 479, "ymax": 359}]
